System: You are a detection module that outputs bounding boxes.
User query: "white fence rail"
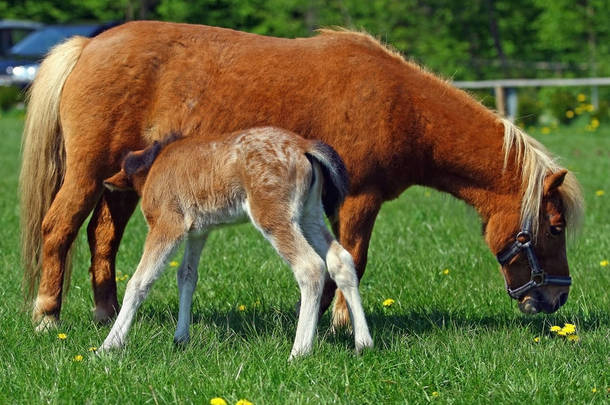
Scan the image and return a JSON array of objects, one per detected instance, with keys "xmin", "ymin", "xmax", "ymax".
[{"xmin": 452, "ymin": 77, "xmax": 610, "ymax": 120}]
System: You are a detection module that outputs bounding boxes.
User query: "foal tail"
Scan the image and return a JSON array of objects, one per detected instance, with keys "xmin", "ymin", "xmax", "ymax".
[
  {"xmin": 19, "ymin": 36, "xmax": 89, "ymax": 301},
  {"xmin": 305, "ymin": 142, "xmax": 350, "ymax": 217}
]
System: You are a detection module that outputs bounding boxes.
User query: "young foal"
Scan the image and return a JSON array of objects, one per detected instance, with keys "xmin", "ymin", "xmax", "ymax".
[{"xmin": 99, "ymin": 127, "xmax": 373, "ymax": 358}]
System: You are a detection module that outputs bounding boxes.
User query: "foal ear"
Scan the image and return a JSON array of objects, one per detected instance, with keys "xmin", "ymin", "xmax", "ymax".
[
  {"xmin": 103, "ymin": 169, "xmax": 133, "ymax": 191},
  {"xmin": 544, "ymin": 169, "xmax": 568, "ymax": 195}
]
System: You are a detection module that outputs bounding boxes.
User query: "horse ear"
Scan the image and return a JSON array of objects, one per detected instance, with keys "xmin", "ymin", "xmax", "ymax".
[
  {"xmin": 103, "ymin": 169, "xmax": 133, "ymax": 191},
  {"xmin": 544, "ymin": 169, "xmax": 568, "ymax": 195}
]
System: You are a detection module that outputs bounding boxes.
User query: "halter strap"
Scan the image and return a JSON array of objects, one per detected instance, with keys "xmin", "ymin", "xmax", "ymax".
[{"xmin": 496, "ymin": 219, "xmax": 571, "ymax": 299}]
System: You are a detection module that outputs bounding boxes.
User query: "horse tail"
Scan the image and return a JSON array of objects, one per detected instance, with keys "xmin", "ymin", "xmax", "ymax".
[
  {"xmin": 19, "ymin": 36, "xmax": 89, "ymax": 301},
  {"xmin": 305, "ymin": 141, "xmax": 350, "ymax": 218}
]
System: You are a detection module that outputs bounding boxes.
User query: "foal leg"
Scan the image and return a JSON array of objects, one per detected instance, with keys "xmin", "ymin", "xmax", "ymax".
[
  {"xmin": 101, "ymin": 220, "xmax": 184, "ymax": 350},
  {"xmin": 329, "ymin": 193, "xmax": 381, "ymax": 330},
  {"xmin": 174, "ymin": 232, "xmax": 208, "ymax": 344},
  {"xmin": 87, "ymin": 189, "xmax": 139, "ymax": 323},
  {"xmin": 301, "ymin": 210, "xmax": 373, "ymax": 352},
  {"xmin": 258, "ymin": 222, "xmax": 325, "ymax": 359},
  {"xmin": 34, "ymin": 170, "xmax": 102, "ymax": 330}
]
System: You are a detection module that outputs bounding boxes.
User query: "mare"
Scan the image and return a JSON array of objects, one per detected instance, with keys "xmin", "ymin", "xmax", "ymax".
[
  {"xmin": 98, "ymin": 127, "xmax": 372, "ymax": 358},
  {"xmin": 20, "ymin": 21, "xmax": 584, "ymax": 331}
]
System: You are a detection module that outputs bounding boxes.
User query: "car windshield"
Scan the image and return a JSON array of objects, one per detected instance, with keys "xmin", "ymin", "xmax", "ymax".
[{"xmin": 10, "ymin": 26, "xmax": 98, "ymax": 57}]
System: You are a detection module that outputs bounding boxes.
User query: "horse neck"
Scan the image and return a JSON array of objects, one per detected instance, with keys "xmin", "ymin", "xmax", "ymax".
[{"xmin": 415, "ymin": 103, "xmax": 523, "ymax": 227}]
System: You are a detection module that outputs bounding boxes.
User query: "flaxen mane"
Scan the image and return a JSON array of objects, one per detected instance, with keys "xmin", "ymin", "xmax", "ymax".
[{"xmin": 501, "ymin": 119, "xmax": 584, "ymax": 237}]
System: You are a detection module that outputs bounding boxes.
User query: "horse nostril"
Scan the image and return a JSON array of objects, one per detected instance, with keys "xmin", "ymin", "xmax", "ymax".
[{"xmin": 558, "ymin": 292, "xmax": 569, "ymax": 307}]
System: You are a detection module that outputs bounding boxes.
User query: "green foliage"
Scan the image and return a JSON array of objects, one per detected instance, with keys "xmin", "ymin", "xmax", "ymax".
[
  {"xmin": 0, "ymin": 85, "xmax": 23, "ymax": 111},
  {"xmin": 544, "ymin": 88, "xmax": 577, "ymax": 125},
  {"xmin": 517, "ymin": 89, "xmax": 544, "ymax": 127}
]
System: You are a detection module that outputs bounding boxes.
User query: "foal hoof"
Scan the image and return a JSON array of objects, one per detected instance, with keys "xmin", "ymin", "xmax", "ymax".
[
  {"xmin": 34, "ymin": 315, "xmax": 59, "ymax": 332},
  {"xmin": 173, "ymin": 334, "xmax": 190, "ymax": 345},
  {"xmin": 355, "ymin": 336, "xmax": 374, "ymax": 354}
]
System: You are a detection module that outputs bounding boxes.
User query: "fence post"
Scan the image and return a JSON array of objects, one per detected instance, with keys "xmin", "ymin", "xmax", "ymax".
[{"xmin": 494, "ymin": 85, "xmax": 505, "ymax": 117}]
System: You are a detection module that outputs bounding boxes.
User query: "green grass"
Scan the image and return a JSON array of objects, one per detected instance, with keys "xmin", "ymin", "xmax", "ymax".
[{"xmin": 0, "ymin": 115, "xmax": 608, "ymax": 404}]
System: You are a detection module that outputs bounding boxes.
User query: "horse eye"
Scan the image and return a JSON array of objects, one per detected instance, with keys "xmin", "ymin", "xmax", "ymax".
[{"xmin": 549, "ymin": 225, "xmax": 563, "ymax": 235}]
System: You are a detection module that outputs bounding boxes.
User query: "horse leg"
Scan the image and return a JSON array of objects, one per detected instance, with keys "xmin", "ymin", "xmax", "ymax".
[
  {"xmin": 174, "ymin": 231, "xmax": 207, "ymax": 344},
  {"xmin": 34, "ymin": 171, "xmax": 102, "ymax": 330},
  {"xmin": 301, "ymin": 209, "xmax": 373, "ymax": 352},
  {"xmin": 329, "ymin": 193, "xmax": 381, "ymax": 330},
  {"xmin": 87, "ymin": 189, "xmax": 139, "ymax": 323},
  {"xmin": 101, "ymin": 217, "xmax": 184, "ymax": 350}
]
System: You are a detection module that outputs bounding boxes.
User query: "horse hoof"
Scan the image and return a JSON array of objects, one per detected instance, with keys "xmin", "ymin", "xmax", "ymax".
[
  {"xmin": 34, "ymin": 315, "xmax": 59, "ymax": 332},
  {"xmin": 93, "ymin": 305, "xmax": 118, "ymax": 324}
]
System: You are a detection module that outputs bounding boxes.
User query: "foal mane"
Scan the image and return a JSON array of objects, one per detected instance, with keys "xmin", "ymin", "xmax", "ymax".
[{"xmin": 501, "ymin": 119, "xmax": 584, "ymax": 237}]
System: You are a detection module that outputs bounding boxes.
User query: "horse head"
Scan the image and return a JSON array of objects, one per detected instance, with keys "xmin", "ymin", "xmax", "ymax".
[{"xmin": 487, "ymin": 170, "xmax": 582, "ymax": 314}]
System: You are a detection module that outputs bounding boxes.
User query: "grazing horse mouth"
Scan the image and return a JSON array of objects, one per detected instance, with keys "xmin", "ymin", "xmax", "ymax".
[{"xmin": 518, "ymin": 290, "xmax": 569, "ymax": 314}]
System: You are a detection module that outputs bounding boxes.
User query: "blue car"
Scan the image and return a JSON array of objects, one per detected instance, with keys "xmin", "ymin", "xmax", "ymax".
[{"xmin": 0, "ymin": 22, "xmax": 119, "ymax": 87}]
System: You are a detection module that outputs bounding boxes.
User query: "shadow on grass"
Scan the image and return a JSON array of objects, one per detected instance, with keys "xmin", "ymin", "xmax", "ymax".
[{"xmin": 136, "ymin": 303, "xmax": 610, "ymax": 349}]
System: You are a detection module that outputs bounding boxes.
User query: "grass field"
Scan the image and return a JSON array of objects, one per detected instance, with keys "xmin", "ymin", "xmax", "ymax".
[{"xmin": 0, "ymin": 114, "xmax": 608, "ymax": 404}]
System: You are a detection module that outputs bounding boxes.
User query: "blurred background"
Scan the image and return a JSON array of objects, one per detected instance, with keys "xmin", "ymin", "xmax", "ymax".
[{"xmin": 0, "ymin": 0, "xmax": 608, "ymax": 129}]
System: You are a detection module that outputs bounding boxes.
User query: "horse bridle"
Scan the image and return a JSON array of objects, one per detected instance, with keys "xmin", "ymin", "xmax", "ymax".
[{"xmin": 496, "ymin": 218, "xmax": 572, "ymax": 299}]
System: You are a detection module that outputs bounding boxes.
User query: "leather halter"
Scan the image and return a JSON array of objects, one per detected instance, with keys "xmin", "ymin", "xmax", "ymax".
[{"xmin": 496, "ymin": 219, "xmax": 571, "ymax": 299}]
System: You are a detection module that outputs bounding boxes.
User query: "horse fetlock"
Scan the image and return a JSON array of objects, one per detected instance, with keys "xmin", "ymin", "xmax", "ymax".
[
  {"xmin": 93, "ymin": 304, "xmax": 118, "ymax": 323},
  {"xmin": 33, "ymin": 314, "xmax": 59, "ymax": 332}
]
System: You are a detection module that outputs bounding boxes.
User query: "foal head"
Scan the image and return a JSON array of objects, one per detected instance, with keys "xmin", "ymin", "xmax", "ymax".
[
  {"xmin": 104, "ymin": 133, "xmax": 181, "ymax": 194},
  {"xmin": 486, "ymin": 122, "xmax": 584, "ymax": 314}
]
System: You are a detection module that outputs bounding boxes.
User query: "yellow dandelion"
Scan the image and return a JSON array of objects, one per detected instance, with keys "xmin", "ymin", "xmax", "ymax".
[
  {"xmin": 541, "ymin": 126, "xmax": 551, "ymax": 134},
  {"xmin": 73, "ymin": 355, "xmax": 83, "ymax": 362},
  {"xmin": 88, "ymin": 347, "xmax": 97, "ymax": 352},
  {"xmin": 567, "ymin": 334, "xmax": 579, "ymax": 342},
  {"xmin": 591, "ymin": 387, "xmax": 597, "ymax": 393},
  {"xmin": 533, "ymin": 337, "xmax": 540, "ymax": 343},
  {"xmin": 557, "ymin": 330, "xmax": 567, "ymax": 336},
  {"xmin": 575, "ymin": 106, "xmax": 584, "ymax": 115},
  {"xmin": 565, "ymin": 110, "xmax": 574, "ymax": 119},
  {"xmin": 253, "ymin": 299, "xmax": 261, "ymax": 308},
  {"xmin": 432, "ymin": 391, "xmax": 439, "ymax": 398},
  {"xmin": 550, "ymin": 325, "xmax": 561, "ymax": 332},
  {"xmin": 591, "ymin": 118, "xmax": 600, "ymax": 128},
  {"xmin": 169, "ymin": 261, "xmax": 179, "ymax": 267},
  {"xmin": 382, "ymin": 298, "xmax": 395, "ymax": 307},
  {"xmin": 442, "ymin": 268, "xmax": 450, "ymax": 275},
  {"xmin": 57, "ymin": 333, "xmax": 67, "ymax": 340},
  {"xmin": 561, "ymin": 327, "xmax": 575, "ymax": 335},
  {"xmin": 236, "ymin": 400, "xmax": 253, "ymax": 405},
  {"xmin": 238, "ymin": 304, "xmax": 246, "ymax": 312},
  {"xmin": 586, "ymin": 104, "xmax": 595, "ymax": 112},
  {"xmin": 577, "ymin": 93, "xmax": 586, "ymax": 102},
  {"xmin": 596, "ymin": 190, "xmax": 605, "ymax": 197},
  {"xmin": 210, "ymin": 398, "xmax": 227, "ymax": 405},
  {"xmin": 600, "ymin": 260, "xmax": 608, "ymax": 267},
  {"xmin": 120, "ymin": 274, "xmax": 129, "ymax": 281}
]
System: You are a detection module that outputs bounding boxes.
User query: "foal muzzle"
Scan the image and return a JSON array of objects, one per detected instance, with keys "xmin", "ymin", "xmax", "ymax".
[{"xmin": 496, "ymin": 219, "xmax": 571, "ymax": 300}]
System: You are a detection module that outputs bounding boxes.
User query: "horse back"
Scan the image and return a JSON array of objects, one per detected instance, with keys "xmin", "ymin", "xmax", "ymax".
[{"xmin": 61, "ymin": 21, "xmax": 417, "ymax": 195}]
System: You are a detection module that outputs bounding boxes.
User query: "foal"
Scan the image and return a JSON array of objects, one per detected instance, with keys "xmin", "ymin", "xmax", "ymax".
[{"xmin": 99, "ymin": 127, "xmax": 373, "ymax": 358}]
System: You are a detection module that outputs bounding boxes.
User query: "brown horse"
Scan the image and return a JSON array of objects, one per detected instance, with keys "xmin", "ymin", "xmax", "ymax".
[
  {"xmin": 99, "ymin": 127, "xmax": 372, "ymax": 358},
  {"xmin": 20, "ymin": 21, "xmax": 583, "ymax": 331}
]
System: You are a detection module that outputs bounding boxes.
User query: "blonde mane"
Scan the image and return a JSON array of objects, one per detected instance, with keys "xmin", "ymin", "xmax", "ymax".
[{"xmin": 501, "ymin": 119, "xmax": 584, "ymax": 237}]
